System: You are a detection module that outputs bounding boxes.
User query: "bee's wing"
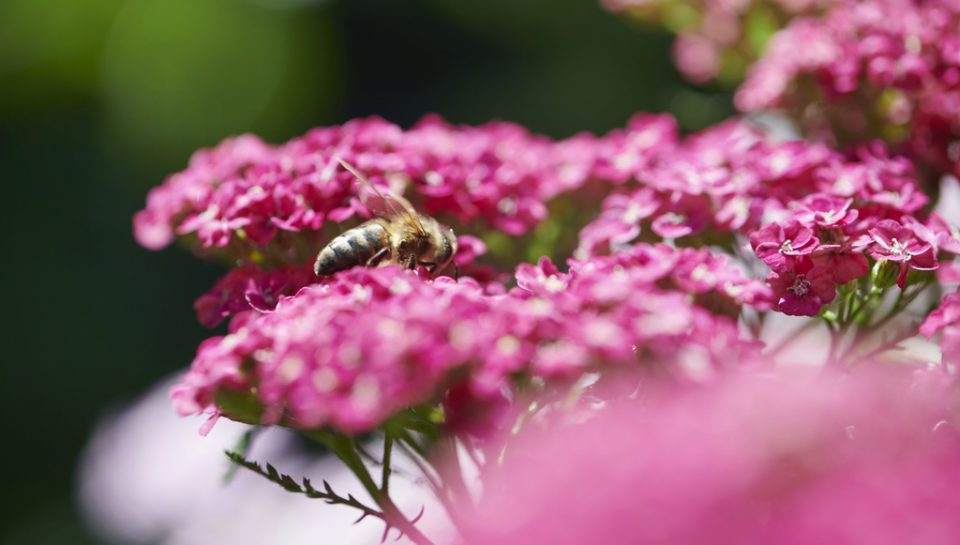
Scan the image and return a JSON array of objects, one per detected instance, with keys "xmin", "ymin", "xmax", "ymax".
[{"xmin": 338, "ymin": 159, "xmax": 427, "ymax": 234}]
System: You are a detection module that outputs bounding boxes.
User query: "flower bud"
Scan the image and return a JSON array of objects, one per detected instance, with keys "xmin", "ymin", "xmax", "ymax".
[{"xmin": 871, "ymin": 259, "xmax": 901, "ymax": 289}]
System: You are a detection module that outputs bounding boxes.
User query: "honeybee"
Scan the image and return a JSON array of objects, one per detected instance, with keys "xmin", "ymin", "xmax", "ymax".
[{"xmin": 314, "ymin": 160, "xmax": 458, "ymax": 277}]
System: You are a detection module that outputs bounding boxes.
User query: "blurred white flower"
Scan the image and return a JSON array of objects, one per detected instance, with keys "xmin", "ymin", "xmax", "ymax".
[{"xmin": 77, "ymin": 376, "xmax": 445, "ymax": 545}]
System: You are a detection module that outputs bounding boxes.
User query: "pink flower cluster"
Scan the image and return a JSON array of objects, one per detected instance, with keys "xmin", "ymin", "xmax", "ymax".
[
  {"xmin": 748, "ymin": 144, "xmax": 960, "ymax": 315},
  {"xmin": 567, "ymin": 242, "xmax": 772, "ymax": 312},
  {"xmin": 577, "ymin": 120, "xmax": 835, "ymax": 255},
  {"xmin": 173, "ymin": 243, "xmax": 761, "ymax": 433},
  {"xmin": 461, "ymin": 368, "xmax": 960, "ymax": 545},
  {"xmin": 736, "ymin": 0, "xmax": 960, "ymax": 177},
  {"xmin": 133, "ymin": 115, "xmax": 677, "ymax": 258},
  {"xmin": 193, "ymin": 264, "xmax": 315, "ymax": 328},
  {"xmin": 578, "ymin": 120, "xmax": 933, "ymax": 245},
  {"xmin": 601, "ymin": 0, "xmax": 833, "ymax": 84},
  {"xmin": 571, "ymin": 115, "xmax": 955, "ymax": 317}
]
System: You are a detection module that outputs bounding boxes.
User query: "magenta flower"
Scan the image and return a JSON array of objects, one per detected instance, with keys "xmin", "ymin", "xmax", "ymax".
[
  {"xmin": 650, "ymin": 193, "xmax": 713, "ymax": 239},
  {"xmin": 592, "ymin": 113, "xmax": 679, "ymax": 183},
  {"xmin": 668, "ymin": 247, "xmax": 774, "ymax": 311},
  {"xmin": 750, "ymin": 220, "xmax": 819, "ymax": 274},
  {"xmin": 451, "ymin": 234, "xmax": 488, "ymax": 266},
  {"xmin": 795, "ymin": 193, "xmax": 858, "ymax": 227},
  {"xmin": 868, "ymin": 219, "xmax": 938, "ymax": 288},
  {"xmin": 767, "ymin": 258, "xmax": 836, "ymax": 316},
  {"xmin": 813, "ymin": 162, "xmax": 869, "ymax": 198},
  {"xmin": 574, "ymin": 188, "xmax": 659, "ymax": 257},
  {"xmin": 810, "ymin": 243, "xmax": 869, "ymax": 285},
  {"xmin": 193, "ymin": 264, "xmax": 315, "ymax": 328},
  {"xmin": 570, "ymin": 243, "xmax": 771, "ymax": 312},
  {"xmin": 514, "ymin": 257, "xmax": 569, "ymax": 296}
]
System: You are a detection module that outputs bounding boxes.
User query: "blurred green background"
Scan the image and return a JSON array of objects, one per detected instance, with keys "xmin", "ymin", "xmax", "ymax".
[{"xmin": 0, "ymin": 0, "xmax": 731, "ymax": 543}]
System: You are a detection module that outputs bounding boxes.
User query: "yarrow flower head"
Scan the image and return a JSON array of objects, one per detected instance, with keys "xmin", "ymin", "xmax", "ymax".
[
  {"xmin": 173, "ymin": 267, "xmax": 493, "ymax": 433},
  {"xmin": 134, "ymin": 115, "xmax": 678, "ymax": 268},
  {"xmin": 173, "ymin": 241, "xmax": 762, "ymax": 435},
  {"xmin": 707, "ymin": 135, "xmax": 953, "ymax": 316},
  {"xmin": 573, "ymin": 116, "xmax": 939, "ymax": 280}
]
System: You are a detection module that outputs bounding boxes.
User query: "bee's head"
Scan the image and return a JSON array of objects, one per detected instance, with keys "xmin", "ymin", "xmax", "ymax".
[
  {"xmin": 420, "ymin": 221, "xmax": 457, "ymax": 275},
  {"xmin": 437, "ymin": 226, "xmax": 458, "ymax": 271}
]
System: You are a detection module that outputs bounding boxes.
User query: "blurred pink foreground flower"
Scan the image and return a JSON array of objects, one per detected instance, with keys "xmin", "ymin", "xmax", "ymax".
[{"xmin": 461, "ymin": 368, "xmax": 960, "ymax": 545}]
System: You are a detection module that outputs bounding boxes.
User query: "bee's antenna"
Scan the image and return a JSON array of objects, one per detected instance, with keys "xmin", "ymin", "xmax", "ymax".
[{"xmin": 337, "ymin": 158, "xmax": 370, "ymax": 185}]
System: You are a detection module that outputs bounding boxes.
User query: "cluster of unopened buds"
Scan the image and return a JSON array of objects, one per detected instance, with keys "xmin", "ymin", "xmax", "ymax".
[{"xmin": 136, "ymin": 3, "xmax": 960, "ymax": 541}]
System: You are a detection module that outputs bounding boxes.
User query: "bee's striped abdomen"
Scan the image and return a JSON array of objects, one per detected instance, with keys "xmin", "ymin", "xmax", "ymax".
[{"xmin": 314, "ymin": 221, "xmax": 389, "ymax": 276}]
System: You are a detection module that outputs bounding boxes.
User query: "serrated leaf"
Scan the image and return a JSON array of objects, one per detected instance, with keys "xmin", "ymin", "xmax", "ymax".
[{"xmin": 222, "ymin": 451, "xmax": 387, "ymax": 528}]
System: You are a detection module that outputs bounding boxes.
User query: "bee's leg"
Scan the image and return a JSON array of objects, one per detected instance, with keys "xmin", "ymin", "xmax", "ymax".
[
  {"xmin": 452, "ymin": 262, "xmax": 460, "ymax": 280},
  {"xmin": 405, "ymin": 255, "xmax": 417, "ymax": 270},
  {"xmin": 366, "ymin": 247, "xmax": 391, "ymax": 267},
  {"xmin": 421, "ymin": 262, "xmax": 437, "ymax": 274}
]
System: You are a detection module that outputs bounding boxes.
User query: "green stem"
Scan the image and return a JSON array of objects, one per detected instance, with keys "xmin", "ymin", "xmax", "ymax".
[
  {"xmin": 825, "ymin": 319, "xmax": 844, "ymax": 368},
  {"xmin": 440, "ymin": 436, "xmax": 474, "ymax": 512},
  {"xmin": 847, "ymin": 327, "xmax": 917, "ymax": 367},
  {"xmin": 381, "ymin": 433, "xmax": 393, "ymax": 496},
  {"xmin": 843, "ymin": 288, "xmax": 873, "ymax": 327},
  {"xmin": 765, "ymin": 319, "xmax": 820, "ymax": 356},
  {"xmin": 396, "ymin": 436, "xmax": 472, "ymax": 539},
  {"xmin": 868, "ymin": 279, "xmax": 931, "ymax": 331},
  {"xmin": 835, "ymin": 281, "xmax": 931, "ymax": 363},
  {"xmin": 837, "ymin": 287, "xmax": 852, "ymax": 324},
  {"xmin": 311, "ymin": 431, "xmax": 436, "ymax": 545},
  {"xmin": 398, "ymin": 429, "xmax": 429, "ymax": 459}
]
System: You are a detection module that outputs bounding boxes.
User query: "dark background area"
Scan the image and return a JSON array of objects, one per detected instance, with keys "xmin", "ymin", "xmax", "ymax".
[{"xmin": 0, "ymin": 0, "xmax": 731, "ymax": 542}]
